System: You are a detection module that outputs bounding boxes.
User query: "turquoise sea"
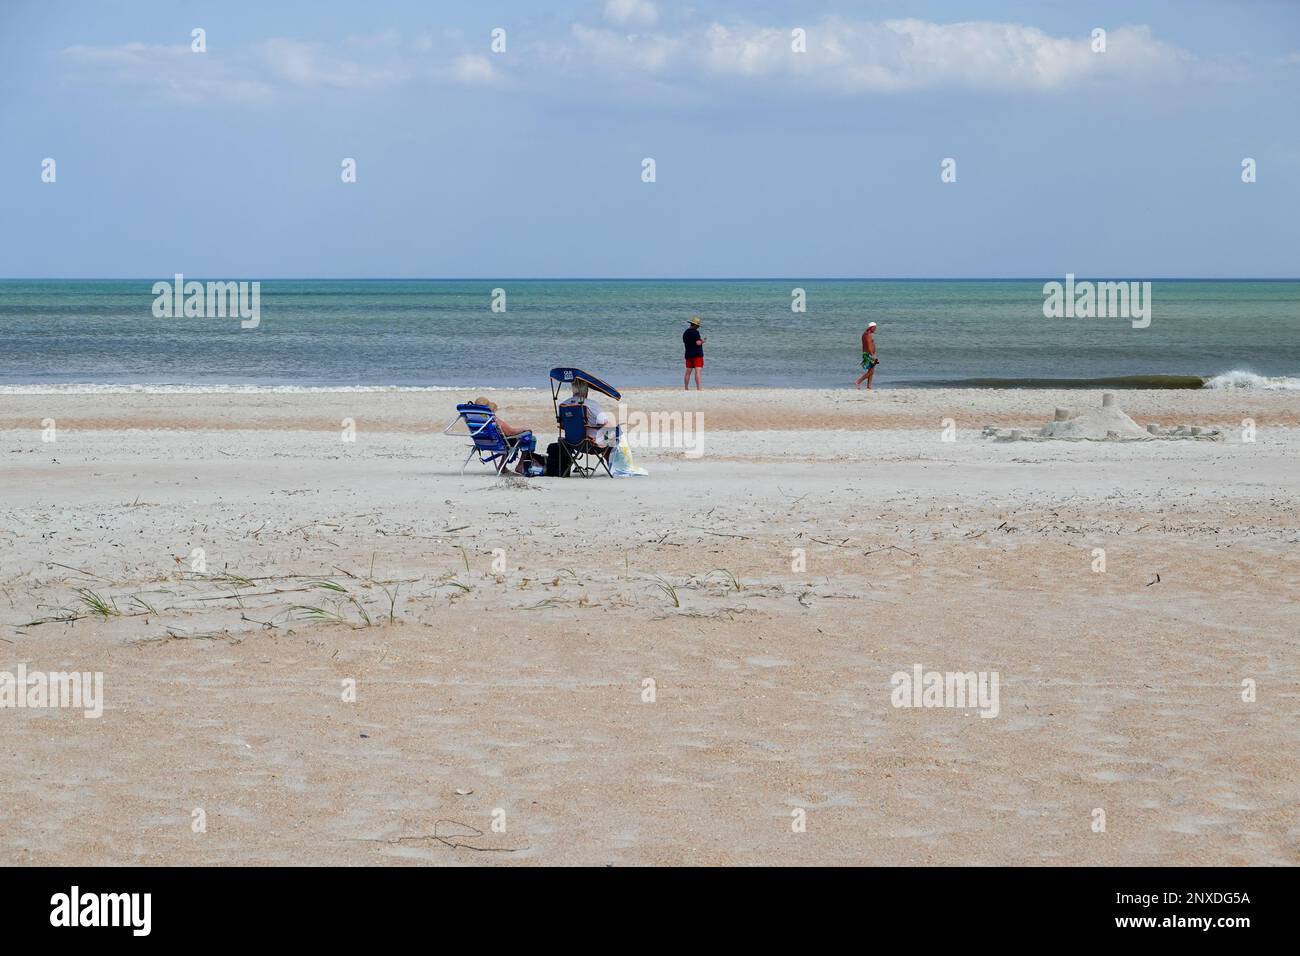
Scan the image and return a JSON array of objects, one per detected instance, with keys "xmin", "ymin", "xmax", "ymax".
[{"xmin": 1, "ymin": 279, "xmax": 1297, "ymax": 390}]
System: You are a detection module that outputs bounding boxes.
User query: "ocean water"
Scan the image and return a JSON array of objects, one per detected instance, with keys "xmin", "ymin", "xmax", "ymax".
[{"xmin": 0, "ymin": 279, "xmax": 1297, "ymax": 390}]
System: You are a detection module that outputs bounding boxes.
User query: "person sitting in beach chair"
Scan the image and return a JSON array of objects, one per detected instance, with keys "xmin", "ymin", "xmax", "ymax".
[
  {"xmin": 449, "ymin": 399, "xmax": 541, "ymax": 476},
  {"xmin": 557, "ymin": 381, "xmax": 617, "ymax": 477},
  {"xmin": 474, "ymin": 396, "xmax": 543, "ymax": 475}
]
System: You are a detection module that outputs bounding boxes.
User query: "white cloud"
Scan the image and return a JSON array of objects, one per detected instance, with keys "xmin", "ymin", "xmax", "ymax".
[
  {"xmin": 61, "ymin": 34, "xmax": 458, "ymax": 103},
  {"xmin": 568, "ymin": 17, "xmax": 1193, "ymax": 93},
  {"xmin": 701, "ymin": 24, "xmax": 789, "ymax": 77},
  {"xmin": 59, "ymin": 15, "xmax": 1197, "ymax": 107},
  {"xmin": 572, "ymin": 24, "xmax": 682, "ymax": 73},
  {"xmin": 451, "ymin": 54, "xmax": 504, "ymax": 87},
  {"xmin": 256, "ymin": 38, "xmax": 404, "ymax": 89},
  {"xmin": 604, "ymin": 0, "xmax": 659, "ymax": 27},
  {"xmin": 60, "ymin": 42, "xmax": 277, "ymax": 104}
]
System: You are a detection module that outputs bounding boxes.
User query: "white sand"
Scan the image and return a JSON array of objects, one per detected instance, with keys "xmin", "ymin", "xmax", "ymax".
[{"xmin": 1, "ymin": 387, "xmax": 1297, "ymax": 865}]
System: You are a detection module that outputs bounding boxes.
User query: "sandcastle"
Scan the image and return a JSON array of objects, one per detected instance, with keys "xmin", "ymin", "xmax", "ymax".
[{"xmin": 982, "ymin": 393, "xmax": 1222, "ymax": 442}]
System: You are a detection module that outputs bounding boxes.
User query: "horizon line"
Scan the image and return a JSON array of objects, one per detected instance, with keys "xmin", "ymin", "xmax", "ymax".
[{"xmin": 3, "ymin": 276, "xmax": 1300, "ymax": 282}]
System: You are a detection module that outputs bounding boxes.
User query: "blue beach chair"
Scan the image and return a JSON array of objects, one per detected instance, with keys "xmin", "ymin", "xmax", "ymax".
[
  {"xmin": 557, "ymin": 402, "xmax": 613, "ymax": 478},
  {"xmin": 548, "ymin": 367, "xmax": 622, "ymax": 479},
  {"xmin": 451, "ymin": 403, "xmax": 522, "ymax": 476}
]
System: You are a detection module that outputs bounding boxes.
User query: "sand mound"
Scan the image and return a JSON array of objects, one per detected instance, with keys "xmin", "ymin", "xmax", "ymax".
[
  {"xmin": 1037, "ymin": 404, "xmax": 1150, "ymax": 440},
  {"xmin": 982, "ymin": 394, "xmax": 1222, "ymax": 442}
]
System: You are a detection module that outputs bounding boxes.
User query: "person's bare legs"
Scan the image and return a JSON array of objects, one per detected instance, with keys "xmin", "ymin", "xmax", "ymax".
[
  {"xmin": 692, "ymin": 367, "xmax": 703, "ymax": 390},
  {"xmin": 684, "ymin": 367, "xmax": 691, "ymax": 390},
  {"xmin": 866, "ymin": 364, "xmax": 875, "ymax": 389},
  {"xmin": 855, "ymin": 370, "xmax": 870, "ymax": 389}
]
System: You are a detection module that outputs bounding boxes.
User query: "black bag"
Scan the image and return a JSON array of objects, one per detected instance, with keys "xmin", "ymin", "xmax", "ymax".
[{"xmin": 545, "ymin": 442, "xmax": 571, "ymax": 478}]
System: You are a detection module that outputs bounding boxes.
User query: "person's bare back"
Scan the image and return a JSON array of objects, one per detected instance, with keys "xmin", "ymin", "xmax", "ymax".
[{"xmin": 855, "ymin": 322, "xmax": 879, "ymax": 389}]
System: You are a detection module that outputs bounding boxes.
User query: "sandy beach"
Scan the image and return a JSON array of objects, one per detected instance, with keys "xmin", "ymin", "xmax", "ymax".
[{"xmin": 1, "ymin": 386, "xmax": 1297, "ymax": 865}]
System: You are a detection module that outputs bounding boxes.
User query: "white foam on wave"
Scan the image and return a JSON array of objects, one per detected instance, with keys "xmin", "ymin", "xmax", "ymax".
[
  {"xmin": 1202, "ymin": 370, "xmax": 1300, "ymax": 391},
  {"xmin": 0, "ymin": 383, "xmax": 540, "ymax": 395}
]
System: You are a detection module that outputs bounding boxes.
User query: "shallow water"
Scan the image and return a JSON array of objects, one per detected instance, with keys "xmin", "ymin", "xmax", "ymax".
[{"xmin": 1, "ymin": 279, "xmax": 1296, "ymax": 389}]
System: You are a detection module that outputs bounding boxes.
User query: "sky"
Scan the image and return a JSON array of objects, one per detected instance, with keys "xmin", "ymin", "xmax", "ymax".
[{"xmin": 1, "ymin": 0, "xmax": 1298, "ymax": 278}]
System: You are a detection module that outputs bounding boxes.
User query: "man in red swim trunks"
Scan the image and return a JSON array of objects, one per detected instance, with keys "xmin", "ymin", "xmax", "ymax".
[{"xmin": 683, "ymin": 315, "xmax": 706, "ymax": 390}]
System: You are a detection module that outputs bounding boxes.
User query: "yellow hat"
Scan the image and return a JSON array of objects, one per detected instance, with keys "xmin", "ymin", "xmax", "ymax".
[{"xmin": 690, "ymin": 316, "xmax": 701, "ymax": 326}]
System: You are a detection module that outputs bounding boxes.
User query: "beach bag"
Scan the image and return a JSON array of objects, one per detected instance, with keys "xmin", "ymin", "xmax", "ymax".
[
  {"xmin": 545, "ymin": 442, "xmax": 571, "ymax": 478},
  {"xmin": 609, "ymin": 435, "xmax": 648, "ymax": 477}
]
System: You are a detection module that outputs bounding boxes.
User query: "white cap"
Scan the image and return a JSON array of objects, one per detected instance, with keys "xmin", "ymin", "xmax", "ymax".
[{"xmin": 867, "ymin": 322, "xmax": 877, "ymax": 329}]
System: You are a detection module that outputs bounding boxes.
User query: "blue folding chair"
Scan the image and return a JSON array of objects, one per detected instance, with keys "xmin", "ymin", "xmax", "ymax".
[
  {"xmin": 558, "ymin": 402, "xmax": 613, "ymax": 478},
  {"xmin": 548, "ymin": 368, "xmax": 622, "ymax": 479},
  {"xmin": 451, "ymin": 403, "xmax": 521, "ymax": 476}
]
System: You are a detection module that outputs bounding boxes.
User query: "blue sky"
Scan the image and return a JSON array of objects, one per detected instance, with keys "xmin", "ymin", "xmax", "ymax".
[{"xmin": 2, "ymin": 0, "xmax": 1298, "ymax": 277}]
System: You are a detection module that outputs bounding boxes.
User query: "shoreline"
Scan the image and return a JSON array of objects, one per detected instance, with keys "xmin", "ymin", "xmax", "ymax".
[{"xmin": 1, "ymin": 371, "xmax": 1297, "ymax": 394}]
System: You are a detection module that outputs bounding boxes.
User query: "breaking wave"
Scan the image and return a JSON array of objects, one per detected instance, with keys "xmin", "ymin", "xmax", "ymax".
[{"xmin": 1201, "ymin": 370, "xmax": 1300, "ymax": 390}]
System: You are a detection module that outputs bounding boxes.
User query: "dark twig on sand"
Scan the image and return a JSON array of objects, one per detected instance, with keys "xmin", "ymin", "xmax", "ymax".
[
  {"xmin": 863, "ymin": 545, "xmax": 919, "ymax": 558},
  {"xmin": 47, "ymin": 561, "xmax": 109, "ymax": 580},
  {"xmin": 350, "ymin": 819, "xmax": 528, "ymax": 853}
]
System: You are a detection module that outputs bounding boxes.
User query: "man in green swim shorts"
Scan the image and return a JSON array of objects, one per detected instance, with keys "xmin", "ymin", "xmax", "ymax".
[{"xmin": 855, "ymin": 321, "xmax": 879, "ymax": 390}]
